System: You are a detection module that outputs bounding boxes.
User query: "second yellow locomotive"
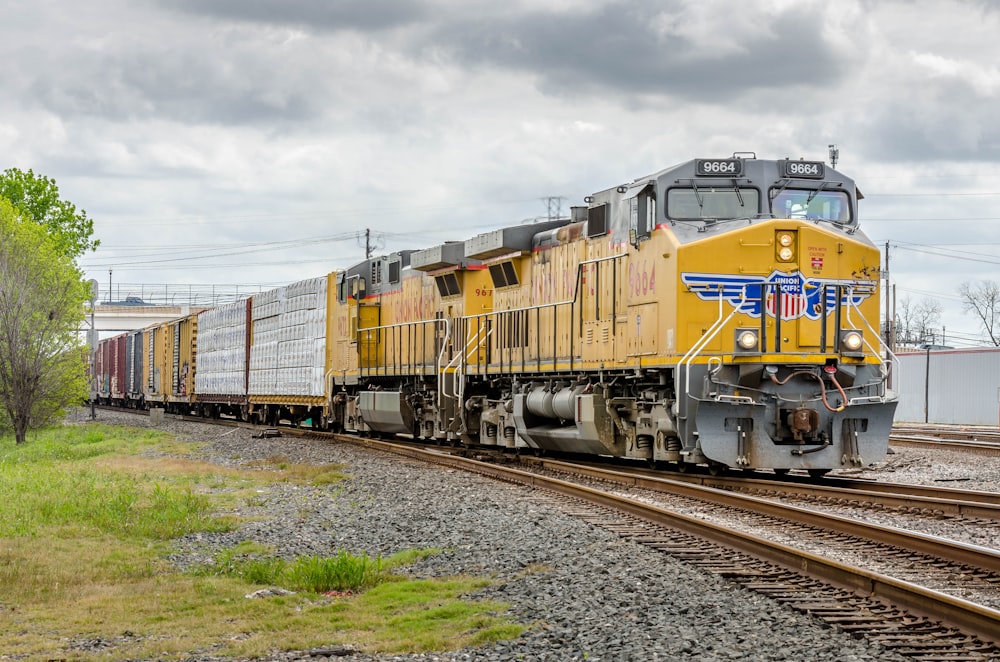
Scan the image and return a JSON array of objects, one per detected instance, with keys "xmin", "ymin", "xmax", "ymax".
[{"xmin": 329, "ymin": 153, "xmax": 897, "ymax": 475}]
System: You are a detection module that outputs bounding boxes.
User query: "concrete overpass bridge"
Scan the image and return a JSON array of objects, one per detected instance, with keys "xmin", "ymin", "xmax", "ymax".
[
  {"xmin": 81, "ymin": 305, "xmax": 213, "ymax": 347},
  {"xmin": 88, "ymin": 304, "xmax": 208, "ymax": 333}
]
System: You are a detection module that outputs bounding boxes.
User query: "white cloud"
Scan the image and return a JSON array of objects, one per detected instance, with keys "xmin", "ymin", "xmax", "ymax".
[
  {"xmin": 911, "ymin": 51, "xmax": 1000, "ymax": 97},
  {"xmin": 2, "ymin": 0, "xmax": 1000, "ymax": 339}
]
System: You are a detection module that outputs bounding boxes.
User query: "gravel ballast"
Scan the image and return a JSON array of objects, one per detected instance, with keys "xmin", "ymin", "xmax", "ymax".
[{"xmin": 69, "ymin": 410, "xmax": 930, "ymax": 661}]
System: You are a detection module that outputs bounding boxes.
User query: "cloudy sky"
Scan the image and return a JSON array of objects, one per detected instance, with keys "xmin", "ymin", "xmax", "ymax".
[{"xmin": 3, "ymin": 0, "xmax": 999, "ymax": 346}]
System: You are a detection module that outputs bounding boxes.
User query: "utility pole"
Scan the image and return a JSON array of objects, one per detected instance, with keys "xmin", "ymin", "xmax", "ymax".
[
  {"xmin": 365, "ymin": 228, "xmax": 371, "ymax": 259},
  {"xmin": 884, "ymin": 240, "xmax": 894, "ymax": 355},
  {"xmin": 828, "ymin": 144, "xmax": 839, "ymax": 169},
  {"xmin": 88, "ymin": 279, "xmax": 99, "ymax": 420}
]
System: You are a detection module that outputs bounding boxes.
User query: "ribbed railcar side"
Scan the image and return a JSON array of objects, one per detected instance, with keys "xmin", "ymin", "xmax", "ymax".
[
  {"xmin": 109, "ymin": 332, "xmax": 127, "ymax": 407},
  {"xmin": 247, "ymin": 274, "xmax": 333, "ymax": 427},
  {"xmin": 193, "ymin": 299, "xmax": 252, "ymax": 419},
  {"xmin": 144, "ymin": 313, "xmax": 199, "ymax": 414},
  {"xmin": 124, "ymin": 328, "xmax": 145, "ymax": 408}
]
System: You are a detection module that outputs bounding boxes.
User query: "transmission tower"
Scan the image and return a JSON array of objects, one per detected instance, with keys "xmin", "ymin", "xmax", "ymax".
[{"xmin": 543, "ymin": 196, "xmax": 566, "ymax": 221}]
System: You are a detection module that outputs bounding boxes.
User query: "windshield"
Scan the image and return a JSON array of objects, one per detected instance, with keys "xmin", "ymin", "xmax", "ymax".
[
  {"xmin": 771, "ymin": 188, "xmax": 851, "ymax": 224},
  {"xmin": 666, "ymin": 187, "xmax": 760, "ymax": 220}
]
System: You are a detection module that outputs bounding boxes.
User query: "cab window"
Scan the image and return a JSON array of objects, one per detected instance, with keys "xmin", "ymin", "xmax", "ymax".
[
  {"xmin": 771, "ymin": 189, "xmax": 851, "ymax": 223},
  {"xmin": 666, "ymin": 187, "xmax": 759, "ymax": 220}
]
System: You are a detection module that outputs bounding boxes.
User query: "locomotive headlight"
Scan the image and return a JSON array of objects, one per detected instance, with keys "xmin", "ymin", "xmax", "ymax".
[
  {"xmin": 776, "ymin": 232, "xmax": 796, "ymax": 262},
  {"xmin": 840, "ymin": 329, "xmax": 864, "ymax": 353},
  {"xmin": 735, "ymin": 328, "xmax": 759, "ymax": 352}
]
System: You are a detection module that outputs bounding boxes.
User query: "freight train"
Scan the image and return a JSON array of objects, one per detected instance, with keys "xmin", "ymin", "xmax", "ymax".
[{"xmin": 91, "ymin": 153, "xmax": 898, "ymax": 476}]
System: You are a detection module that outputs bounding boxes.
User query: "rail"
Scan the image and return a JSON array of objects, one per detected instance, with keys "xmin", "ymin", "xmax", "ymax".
[{"xmin": 337, "ymin": 434, "xmax": 1000, "ymax": 648}]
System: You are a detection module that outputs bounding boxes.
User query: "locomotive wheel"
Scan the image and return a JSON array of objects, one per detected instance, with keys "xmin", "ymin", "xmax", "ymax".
[
  {"xmin": 773, "ymin": 468, "xmax": 790, "ymax": 476},
  {"xmin": 807, "ymin": 468, "xmax": 831, "ymax": 479},
  {"xmin": 707, "ymin": 463, "xmax": 727, "ymax": 476},
  {"xmin": 675, "ymin": 461, "xmax": 691, "ymax": 473}
]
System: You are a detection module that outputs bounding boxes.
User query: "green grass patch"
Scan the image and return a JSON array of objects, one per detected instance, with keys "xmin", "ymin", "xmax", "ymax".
[
  {"xmin": 201, "ymin": 546, "xmax": 442, "ymax": 593},
  {"xmin": 244, "ymin": 454, "xmax": 350, "ymax": 486},
  {"xmin": 0, "ymin": 422, "xmax": 525, "ymax": 660}
]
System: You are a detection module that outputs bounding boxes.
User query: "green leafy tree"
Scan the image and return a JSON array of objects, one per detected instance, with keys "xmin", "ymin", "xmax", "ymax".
[
  {"xmin": 0, "ymin": 199, "xmax": 89, "ymax": 444},
  {"xmin": 0, "ymin": 168, "xmax": 99, "ymax": 259}
]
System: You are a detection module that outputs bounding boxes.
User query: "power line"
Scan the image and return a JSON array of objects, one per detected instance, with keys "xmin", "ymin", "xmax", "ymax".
[{"xmin": 892, "ymin": 244, "xmax": 1000, "ymax": 266}]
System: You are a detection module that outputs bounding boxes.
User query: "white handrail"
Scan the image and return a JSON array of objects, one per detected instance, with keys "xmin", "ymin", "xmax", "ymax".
[
  {"xmin": 679, "ymin": 284, "xmax": 750, "ymax": 398},
  {"xmin": 842, "ymin": 286, "xmax": 898, "ymax": 399}
]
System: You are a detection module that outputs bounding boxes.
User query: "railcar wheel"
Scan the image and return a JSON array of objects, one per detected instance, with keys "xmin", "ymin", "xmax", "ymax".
[
  {"xmin": 807, "ymin": 468, "xmax": 831, "ymax": 479},
  {"xmin": 707, "ymin": 463, "xmax": 727, "ymax": 476},
  {"xmin": 675, "ymin": 461, "xmax": 691, "ymax": 473},
  {"xmin": 773, "ymin": 468, "xmax": 790, "ymax": 476}
]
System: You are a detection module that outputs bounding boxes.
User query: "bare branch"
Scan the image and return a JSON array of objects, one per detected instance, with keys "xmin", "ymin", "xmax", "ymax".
[{"xmin": 959, "ymin": 280, "xmax": 1000, "ymax": 346}]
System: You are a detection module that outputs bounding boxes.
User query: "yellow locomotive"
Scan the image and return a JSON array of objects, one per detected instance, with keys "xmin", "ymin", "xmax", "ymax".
[{"xmin": 331, "ymin": 154, "xmax": 896, "ymax": 474}]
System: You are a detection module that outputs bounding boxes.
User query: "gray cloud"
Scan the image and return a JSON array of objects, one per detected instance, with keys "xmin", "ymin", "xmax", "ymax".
[
  {"xmin": 426, "ymin": 2, "xmax": 847, "ymax": 101},
  {"xmin": 154, "ymin": 0, "xmax": 428, "ymax": 31},
  {"xmin": 25, "ymin": 33, "xmax": 331, "ymax": 127}
]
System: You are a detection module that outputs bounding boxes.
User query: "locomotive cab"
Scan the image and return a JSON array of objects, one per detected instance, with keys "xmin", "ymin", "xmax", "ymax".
[{"xmin": 663, "ymin": 156, "xmax": 896, "ymax": 472}]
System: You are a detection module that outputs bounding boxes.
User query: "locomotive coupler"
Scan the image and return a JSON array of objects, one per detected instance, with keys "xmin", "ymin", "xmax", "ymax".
[{"xmin": 787, "ymin": 406, "xmax": 819, "ymax": 441}]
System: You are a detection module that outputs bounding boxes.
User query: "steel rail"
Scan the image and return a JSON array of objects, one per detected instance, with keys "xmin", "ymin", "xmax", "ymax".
[
  {"xmin": 890, "ymin": 434, "xmax": 1000, "ymax": 455},
  {"xmin": 337, "ymin": 434, "xmax": 1000, "ymax": 644},
  {"xmin": 533, "ymin": 458, "xmax": 1000, "ymax": 520},
  {"xmin": 517, "ymin": 457, "xmax": 1000, "ymax": 573}
]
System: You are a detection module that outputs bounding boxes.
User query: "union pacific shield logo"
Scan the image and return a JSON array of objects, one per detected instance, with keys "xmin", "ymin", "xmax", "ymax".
[{"xmin": 680, "ymin": 270, "xmax": 875, "ymax": 321}]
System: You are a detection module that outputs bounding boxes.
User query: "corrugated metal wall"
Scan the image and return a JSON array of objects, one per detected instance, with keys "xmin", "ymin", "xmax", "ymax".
[{"xmin": 894, "ymin": 348, "xmax": 1000, "ymax": 426}]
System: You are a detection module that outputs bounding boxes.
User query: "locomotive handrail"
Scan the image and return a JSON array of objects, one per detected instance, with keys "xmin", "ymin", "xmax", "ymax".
[
  {"xmin": 436, "ymin": 318, "xmax": 452, "ymax": 415},
  {"xmin": 678, "ymin": 283, "xmax": 750, "ymax": 399},
  {"xmin": 356, "ymin": 318, "xmax": 448, "ymax": 376},
  {"xmin": 441, "ymin": 324, "xmax": 490, "ymax": 402},
  {"xmin": 842, "ymin": 287, "xmax": 899, "ymax": 399}
]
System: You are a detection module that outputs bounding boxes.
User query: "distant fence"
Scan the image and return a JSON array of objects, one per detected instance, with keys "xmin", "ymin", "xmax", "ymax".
[
  {"xmin": 92, "ymin": 283, "xmax": 274, "ymax": 308},
  {"xmin": 894, "ymin": 348, "xmax": 1000, "ymax": 427}
]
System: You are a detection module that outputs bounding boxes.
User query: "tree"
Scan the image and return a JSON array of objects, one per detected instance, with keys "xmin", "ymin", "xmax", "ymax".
[
  {"xmin": 895, "ymin": 296, "xmax": 942, "ymax": 347},
  {"xmin": 959, "ymin": 280, "xmax": 1000, "ymax": 347},
  {"xmin": 0, "ymin": 168, "xmax": 99, "ymax": 259},
  {"xmin": 0, "ymin": 199, "xmax": 89, "ymax": 444}
]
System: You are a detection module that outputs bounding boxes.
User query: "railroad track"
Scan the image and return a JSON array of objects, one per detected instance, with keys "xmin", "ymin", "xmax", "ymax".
[
  {"xmin": 94, "ymin": 408, "xmax": 1000, "ymax": 656},
  {"xmin": 893, "ymin": 424, "xmax": 1000, "ymax": 443},
  {"xmin": 891, "ymin": 423, "xmax": 1000, "ymax": 455},
  {"xmin": 332, "ymin": 433, "xmax": 1000, "ymax": 657},
  {"xmin": 552, "ymin": 459, "xmax": 1000, "ymax": 520}
]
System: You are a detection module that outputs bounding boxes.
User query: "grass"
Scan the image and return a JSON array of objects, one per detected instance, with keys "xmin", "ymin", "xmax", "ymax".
[{"xmin": 0, "ymin": 421, "xmax": 524, "ymax": 660}]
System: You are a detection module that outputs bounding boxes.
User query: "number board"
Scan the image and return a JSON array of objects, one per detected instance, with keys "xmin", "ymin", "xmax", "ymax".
[
  {"xmin": 781, "ymin": 160, "xmax": 825, "ymax": 179},
  {"xmin": 695, "ymin": 159, "xmax": 742, "ymax": 176}
]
